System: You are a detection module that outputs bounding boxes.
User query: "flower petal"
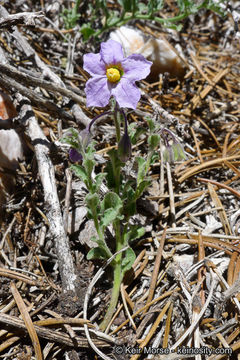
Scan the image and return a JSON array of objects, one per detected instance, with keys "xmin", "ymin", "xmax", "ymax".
[
  {"xmin": 100, "ymin": 40, "xmax": 124, "ymax": 65},
  {"xmin": 121, "ymin": 54, "xmax": 152, "ymax": 81},
  {"xmin": 111, "ymin": 78, "xmax": 141, "ymax": 109},
  {"xmin": 83, "ymin": 53, "xmax": 106, "ymax": 76},
  {"xmin": 85, "ymin": 76, "xmax": 111, "ymax": 107}
]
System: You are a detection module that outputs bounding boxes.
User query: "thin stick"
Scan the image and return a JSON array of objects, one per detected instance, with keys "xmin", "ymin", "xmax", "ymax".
[
  {"xmin": 120, "ymin": 284, "xmax": 136, "ymax": 330},
  {"xmin": 63, "ymin": 168, "xmax": 72, "ymax": 234},
  {"xmin": 143, "ymin": 228, "xmax": 167, "ymax": 313},
  {"xmin": 166, "ymin": 162, "xmax": 176, "ymax": 227},
  {"xmin": 10, "ymin": 282, "xmax": 43, "ymax": 360},
  {"xmin": 170, "ymin": 268, "xmax": 217, "ymax": 351}
]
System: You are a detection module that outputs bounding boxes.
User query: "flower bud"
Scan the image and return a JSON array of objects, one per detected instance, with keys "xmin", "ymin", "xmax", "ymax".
[
  {"xmin": 69, "ymin": 148, "xmax": 82, "ymax": 162},
  {"xmin": 161, "ymin": 128, "xmax": 185, "ymax": 164},
  {"xmin": 118, "ymin": 131, "xmax": 132, "ymax": 162},
  {"xmin": 163, "ymin": 142, "xmax": 185, "ymax": 163}
]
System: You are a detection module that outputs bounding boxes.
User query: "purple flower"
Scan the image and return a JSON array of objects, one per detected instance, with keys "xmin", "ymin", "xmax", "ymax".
[
  {"xmin": 83, "ymin": 40, "xmax": 152, "ymax": 109},
  {"xmin": 69, "ymin": 148, "xmax": 82, "ymax": 162}
]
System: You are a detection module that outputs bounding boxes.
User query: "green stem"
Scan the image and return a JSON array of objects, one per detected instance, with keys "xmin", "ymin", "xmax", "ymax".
[
  {"xmin": 112, "ymin": 106, "xmax": 121, "ymax": 194},
  {"xmin": 88, "ymin": 201, "xmax": 113, "ymax": 259},
  {"xmin": 99, "ymin": 252, "xmax": 122, "ymax": 331},
  {"xmin": 113, "ymin": 105, "xmax": 121, "ymax": 143},
  {"xmin": 73, "ymin": 0, "xmax": 81, "ymax": 17},
  {"xmin": 99, "ymin": 220, "xmax": 122, "ymax": 331},
  {"xmin": 93, "ymin": 12, "xmax": 188, "ymax": 38},
  {"xmin": 92, "ymin": 0, "xmax": 210, "ymax": 40}
]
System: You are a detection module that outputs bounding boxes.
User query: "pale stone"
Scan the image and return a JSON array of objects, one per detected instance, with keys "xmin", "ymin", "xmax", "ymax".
[
  {"xmin": 0, "ymin": 129, "xmax": 23, "ymax": 170},
  {"xmin": 110, "ymin": 26, "xmax": 186, "ymax": 79}
]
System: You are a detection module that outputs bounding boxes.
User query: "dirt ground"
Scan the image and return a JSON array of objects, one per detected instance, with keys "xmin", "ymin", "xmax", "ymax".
[{"xmin": 0, "ymin": 1, "xmax": 240, "ymax": 359}]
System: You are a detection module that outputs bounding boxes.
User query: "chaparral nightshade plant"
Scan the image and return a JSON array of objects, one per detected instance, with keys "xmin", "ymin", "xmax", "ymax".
[
  {"xmin": 63, "ymin": 37, "xmax": 184, "ymax": 337},
  {"xmin": 83, "ymin": 39, "xmax": 152, "ymax": 109}
]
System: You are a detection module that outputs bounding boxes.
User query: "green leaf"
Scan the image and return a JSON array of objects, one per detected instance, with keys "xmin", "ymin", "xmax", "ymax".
[
  {"xmin": 122, "ymin": 182, "xmax": 135, "ymax": 202},
  {"xmin": 163, "ymin": 22, "xmax": 183, "ymax": 31},
  {"xmin": 102, "ymin": 192, "xmax": 123, "ymax": 211},
  {"xmin": 148, "ymin": 134, "xmax": 160, "ymax": 150},
  {"xmin": 128, "ymin": 123, "xmax": 146, "ymax": 145},
  {"xmin": 122, "ymin": 182, "xmax": 136, "ymax": 216},
  {"xmin": 108, "ymin": 148, "xmax": 122, "ymax": 171},
  {"xmin": 122, "ymin": 248, "xmax": 136, "ymax": 275},
  {"xmin": 87, "ymin": 247, "xmax": 109, "ymax": 260},
  {"xmin": 96, "ymin": 0, "xmax": 108, "ymax": 9},
  {"xmin": 135, "ymin": 180, "xmax": 151, "ymax": 199},
  {"xmin": 105, "ymin": 149, "xmax": 123, "ymax": 190},
  {"xmin": 105, "ymin": 160, "xmax": 115, "ymax": 189},
  {"xmin": 176, "ymin": 0, "xmax": 200, "ymax": 14},
  {"xmin": 71, "ymin": 164, "xmax": 88, "ymax": 183},
  {"xmin": 137, "ymin": 2, "xmax": 148, "ymax": 13},
  {"xmin": 117, "ymin": 0, "xmax": 132, "ymax": 12},
  {"xmin": 100, "ymin": 208, "xmax": 123, "ymax": 228},
  {"xmin": 203, "ymin": 0, "xmax": 227, "ymax": 16},
  {"xmin": 124, "ymin": 225, "xmax": 145, "ymax": 243},
  {"xmin": 172, "ymin": 143, "xmax": 186, "ymax": 161},
  {"xmin": 146, "ymin": 117, "xmax": 156, "ymax": 133},
  {"xmin": 123, "ymin": 201, "xmax": 136, "ymax": 217},
  {"xmin": 100, "ymin": 192, "xmax": 123, "ymax": 228},
  {"xmin": 93, "ymin": 173, "xmax": 106, "ymax": 192},
  {"xmin": 150, "ymin": 151, "xmax": 159, "ymax": 165},
  {"xmin": 86, "ymin": 193, "xmax": 100, "ymax": 211},
  {"xmin": 80, "ymin": 23, "xmax": 95, "ymax": 41},
  {"xmin": 163, "ymin": 142, "xmax": 186, "ymax": 163},
  {"xmin": 61, "ymin": 8, "xmax": 80, "ymax": 29},
  {"xmin": 148, "ymin": 0, "xmax": 164, "ymax": 15},
  {"xmin": 89, "ymin": 236, "xmax": 98, "ymax": 243},
  {"xmin": 83, "ymin": 158, "xmax": 95, "ymax": 178},
  {"xmin": 86, "ymin": 237, "xmax": 112, "ymax": 260},
  {"xmin": 61, "ymin": 128, "xmax": 80, "ymax": 148},
  {"xmin": 107, "ymin": 14, "xmax": 120, "ymax": 27},
  {"xmin": 136, "ymin": 157, "xmax": 147, "ymax": 186}
]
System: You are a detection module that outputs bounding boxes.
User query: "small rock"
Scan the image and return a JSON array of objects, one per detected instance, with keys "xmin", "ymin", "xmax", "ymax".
[{"xmin": 110, "ymin": 26, "xmax": 186, "ymax": 80}]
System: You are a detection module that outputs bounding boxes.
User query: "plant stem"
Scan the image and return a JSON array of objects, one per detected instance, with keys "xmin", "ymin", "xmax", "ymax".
[
  {"xmin": 99, "ymin": 220, "xmax": 122, "ymax": 331},
  {"xmin": 99, "ymin": 250, "xmax": 122, "ymax": 331},
  {"xmin": 73, "ymin": 0, "xmax": 81, "ymax": 18},
  {"xmin": 88, "ymin": 111, "xmax": 112, "ymax": 133},
  {"xmin": 93, "ymin": 11, "xmax": 189, "ymax": 38},
  {"xmin": 99, "ymin": 105, "xmax": 126, "ymax": 330},
  {"xmin": 113, "ymin": 104, "xmax": 121, "ymax": 143}
]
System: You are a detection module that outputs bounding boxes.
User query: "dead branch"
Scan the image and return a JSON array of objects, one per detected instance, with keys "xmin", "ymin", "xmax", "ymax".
[
  {"xmin": 0, "ymin": 313, "xmax": 110, "ymax": 348},
  {"xmin": 0, "ymin": 63, "xmax": 85, "ymax": 106},
  {"xmin": 0, "ymin": 11, "xmax": 44, "ymax": 29},
  {"xmin": 0, "ymin": 73, "xmax": 74, "ymax": 122},
  {"xmin": 16, "ymin": 93, "xmax": 78, "ymax": 295}
]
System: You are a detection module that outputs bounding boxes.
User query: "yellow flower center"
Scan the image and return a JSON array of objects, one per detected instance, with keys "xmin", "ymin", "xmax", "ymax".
[{"xmin": 106, "ymin": 68, "xmax": 121, "ymax": 83}]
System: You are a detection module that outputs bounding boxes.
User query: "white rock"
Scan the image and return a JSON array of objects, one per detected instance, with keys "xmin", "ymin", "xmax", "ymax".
[
  {"xmin": 172, "ymin": 254, "xmax": 194, "ymax": 273},
  {"xmin": 110, "ymin": 26, "xmax": 185, "ymax": 79},
  {"xmin": 0, "ymin": 129, "xmax": 24, "ymax": 170}
]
